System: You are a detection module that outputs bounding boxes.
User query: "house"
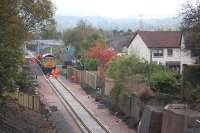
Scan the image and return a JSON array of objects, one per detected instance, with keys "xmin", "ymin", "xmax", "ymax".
[{"xmin": 128, "ymin": 31, "xmax": 197, "ymax": 73}]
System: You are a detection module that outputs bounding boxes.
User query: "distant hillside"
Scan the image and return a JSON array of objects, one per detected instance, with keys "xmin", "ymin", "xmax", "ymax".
[{"xmin": 55, "ymin": 15, "xmax": 181, "ymax": 31}]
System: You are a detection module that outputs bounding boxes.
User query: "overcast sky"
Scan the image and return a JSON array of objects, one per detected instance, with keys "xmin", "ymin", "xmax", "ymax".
[{"xmin": 51, "ymin": 0, "xmax": 196, "ymax": 19}]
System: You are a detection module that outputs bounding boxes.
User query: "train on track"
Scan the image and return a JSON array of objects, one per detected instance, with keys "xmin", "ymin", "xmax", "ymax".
[{"xmin": 37, "ymin": 53, "xmax": 56, "ymax": 75}]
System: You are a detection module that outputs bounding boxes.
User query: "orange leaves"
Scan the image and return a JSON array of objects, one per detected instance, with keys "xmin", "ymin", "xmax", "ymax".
[
  {"xmin": 87, "ymin": 41, "xmax": 104, "ymax": 62},
  {"xmin": 87, "ymin": 41, "xmax": 116, "ymax": 65}
]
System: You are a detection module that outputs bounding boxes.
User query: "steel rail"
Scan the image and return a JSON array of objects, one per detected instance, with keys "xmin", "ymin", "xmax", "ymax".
[
  {"xmin": 56, "ymin": 78, "xmax": 111, "ymax": 133},
  {"xmin": 48, "ymin": 77, "xmax": 110, "ymax": 133},
  {"xmin": 47, "ymin": 77, "xmax": 91, "ymax": 133},
  {"xmin": 36, "ymin": 61, "xmax": 110, "ymax": 133},
  {"xmin": 38, "ymin": 65, "xmax": 88, "ymax": 133}
]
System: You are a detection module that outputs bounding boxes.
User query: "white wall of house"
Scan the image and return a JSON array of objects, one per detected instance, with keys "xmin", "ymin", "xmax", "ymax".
[
  {"xmin": 128, "ymin": 34, "xmax": 150, "ymax": 61},
  {"xmin": 128, "ymin": 34, "xmax": 196, "ymax": 73},
  {"xmin": 151, "ymin": 48, "xmax": 181, "ymax": 64}
]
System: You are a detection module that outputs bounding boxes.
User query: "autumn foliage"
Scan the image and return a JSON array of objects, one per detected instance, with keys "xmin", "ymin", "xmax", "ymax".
[
  {"xmin": 87, "ymin": 41, "xmax": 116, "ymax": 88},
  {"xmin": 87, "ymin": 41, "xmax": 116, "ymax": 65}
]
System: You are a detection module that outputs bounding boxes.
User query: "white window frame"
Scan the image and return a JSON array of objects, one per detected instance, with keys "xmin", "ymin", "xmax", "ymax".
[
  {"xmin": 152, "ymin": 49, "xmax": 163, "ymax": 58},
  {"xmin": 167, "ymin": 48, "xmax": 173, "ymax": 57}
]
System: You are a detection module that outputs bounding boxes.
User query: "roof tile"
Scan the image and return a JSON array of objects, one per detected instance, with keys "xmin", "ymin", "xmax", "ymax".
[{"xmin": 137, "ymin": 31, "xmax": 182, "ymax": 48}]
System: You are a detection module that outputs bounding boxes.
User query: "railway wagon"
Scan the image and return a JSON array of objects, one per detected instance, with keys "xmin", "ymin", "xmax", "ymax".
[{"xmin": 41, "ymin": 53, "xmax": 55, "ymax": 75}]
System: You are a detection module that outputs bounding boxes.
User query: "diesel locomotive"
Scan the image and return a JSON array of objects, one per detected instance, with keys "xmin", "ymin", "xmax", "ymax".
[{"xmin": 40, "ymin": 53, "xmax": 55, "ymax": 75}]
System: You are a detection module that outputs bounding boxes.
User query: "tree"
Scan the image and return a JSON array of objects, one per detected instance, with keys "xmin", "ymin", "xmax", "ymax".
[
  {"xmin": 180, "ymin": 0, "xmax": 200, "ymax": 57},
  {"xmin": 63, "ymin": 20, "xmax": 98, "ymax": 56},
  {"xmin": 40, "ymin": 20, "xmax": 62, "ymax": 39},
  {"xmin": 63, "ymin": 28, "xmax": 84, "ymax": 54},
  {"xmin": 79, "ymin": 33, "xmax": 106, "ymax": 71},
  {"xmin": 0, "ymin": 48, "xmax": 19, "ymax": 90},
  {"xmin": 87, "ymin": 41, "xmax": 116, "ymax": 65},
  {"xmin": 87, "ymin": 41, "xmax": 116, "ymax": 88},
  {"xmin": 80, "ymin": 33, "xmax": 105, "ymax": 57},
  {"xmin": 0, "ymin": 0, "xmax": 54, "ymax": 90}
]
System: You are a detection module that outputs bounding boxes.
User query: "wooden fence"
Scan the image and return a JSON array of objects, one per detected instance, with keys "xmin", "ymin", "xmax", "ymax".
[
  {"xmin": 67, "ymin": 67, "xmax": 97, "ymax": 89},
  {"xmin": 105, "ymin": 77, "xmax": 115, "ymax": 96},
  {"xmin": 16, "ymin": 92, "xmax": 40, "ymax": 112}
]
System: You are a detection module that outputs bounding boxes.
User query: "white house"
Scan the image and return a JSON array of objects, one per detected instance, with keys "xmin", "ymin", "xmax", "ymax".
[{"xmin": 128, "ymin": 31, "xmax": 197, "ymax": 73}]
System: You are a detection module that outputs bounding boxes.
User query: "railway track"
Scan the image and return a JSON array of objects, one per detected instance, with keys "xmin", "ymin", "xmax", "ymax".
[
  {"xmin": 29, "ymin": 51, "xmax": 110, "ymax": 133},
  {"xmin": 40, "ymin": 71, "xmax": 110, "ymax": 133}
]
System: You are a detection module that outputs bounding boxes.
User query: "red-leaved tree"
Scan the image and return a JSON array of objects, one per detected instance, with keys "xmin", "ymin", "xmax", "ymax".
[
  {"xmin": 87, "ymin": 41, "xmax": 116, "ymax": 88},
  {"xmin": 87, "ymin": 41, "xmax": 116, "ymax": 65}
]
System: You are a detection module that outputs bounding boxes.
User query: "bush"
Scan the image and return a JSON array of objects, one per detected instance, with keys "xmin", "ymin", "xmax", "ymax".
[
  {"xmin": 182, "ymin": 82, "xmax": 200, "ymax": 103},
  {"xmin": 183, "ymin": 65, "xmax": 200, "ymax": 87},
  {"xmin": 84, "ymin": 59, "xmax": 97, "ymax": 71},
  {"xmin": 150, "ymin": 70, "xmax": 178, "ymax": 95},
  {"xmin": 106, "ymin": 55, "xmax": 143, "ymax": 79},
  {"xmin": 110, "ymin": 82, "xmax": 123, "ymax": 103},
  {"xmin": 15, "ymin": 71, "xmax": 33, "ymax": 91},
  {"xmin": 107, "ymin": 55, "xmax": 182, "ymax": 94}
]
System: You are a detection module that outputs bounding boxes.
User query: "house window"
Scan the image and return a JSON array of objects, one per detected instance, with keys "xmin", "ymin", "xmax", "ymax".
[
  {"xmin": 166, "ymin": 61, "xmax": 180, "ymax": 73},
  {"xmin": 152, "ymin": 49, "xmax": 163, "ymax": 57},
  {"xmin": 167, "ymin": 49, "xmax": 173, "ymax": 56}
]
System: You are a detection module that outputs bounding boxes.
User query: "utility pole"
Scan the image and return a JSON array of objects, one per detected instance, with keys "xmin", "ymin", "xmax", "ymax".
[{"xmin": 139, "ymin": 14, "xmax": 144, "ymax": 30}]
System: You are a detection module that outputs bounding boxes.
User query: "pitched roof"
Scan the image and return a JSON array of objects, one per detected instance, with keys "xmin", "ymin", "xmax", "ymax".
[
  {"xmin": 107, "ymin": 31, "xmax": 135, "ymax": 52},
  {"xmin": 132, "ymin": 31, "xmax": 182, "ymax": 48}
]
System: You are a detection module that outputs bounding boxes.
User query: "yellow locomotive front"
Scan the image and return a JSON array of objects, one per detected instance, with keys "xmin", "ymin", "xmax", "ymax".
[{"xmin": 42, "ymin": 53, "xmax": 55, "ymax": 75}]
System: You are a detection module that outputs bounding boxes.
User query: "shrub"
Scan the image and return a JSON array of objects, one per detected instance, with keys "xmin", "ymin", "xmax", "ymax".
[
  {"xmin": 190, "ymin": 86, "xmax": 200, "ymax": 102},
  {"xmin": 15, "ymin": 71, "xmax": 32, "ymax": 90},
  {"xmin": 150, "ymin": 70, "xmax": 178, "ymax": 95},
  {"xmin": 110, "ymin": 82, "xmax": 123, "ymax": 103},
  {"xmin": 183, "ymin": 65, "xmax": 200, "ymax": 87},
  {"xmin": 107, "ymin": 55, "xmax": 181, "ymax": 101},
  {"xmin": 84, "ymin": 59, "xmax": 97, "ymax": 71},
  {"xmin": 118, "ymin": 92, "xmax": 129, "ymax": 109},
  {"xmin": 182, "ymin": 82, "xmax": 200, "ymax": 103},
  {"xmin": 106, "ymin": 55, "xmax": 143, "ymax": 79}
]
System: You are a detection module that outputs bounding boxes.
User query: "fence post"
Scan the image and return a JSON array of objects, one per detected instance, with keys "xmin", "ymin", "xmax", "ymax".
[
  {"xmin": 85, "ymin": 71, "xmax": 88, "ymax": 85},
  {"xmin": 16, "ymin": 88, "xmax": 19, "ymax": 101},
  {"xmin": 70, "ymin": 67, "xmax": 98, "ymax": 90},
  {"xmin": 94, "ymin": 74, "xmax": 97, "ymax": 89},
  {"xmin": 16, "ymin": 91, "xmax": 40, "ymax": 112},
  {"xmin": 22, "ymin": 93, "xmax": 24, "ymax": 106}
]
